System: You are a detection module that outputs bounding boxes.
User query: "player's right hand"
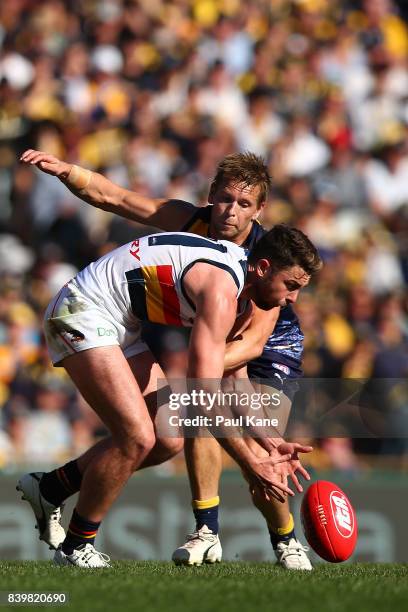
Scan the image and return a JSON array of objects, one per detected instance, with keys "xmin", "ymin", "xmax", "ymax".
[
  {"xmin": 268, "ymin": 442, "xmax": 312, "ymax": 493},
  {"xmin": 246, "ymin": 453, "xmax": 296, "ymax": 502},
  {"xmin": 20, "ymin": 149, "xmax": 71, "ymax": 179}
]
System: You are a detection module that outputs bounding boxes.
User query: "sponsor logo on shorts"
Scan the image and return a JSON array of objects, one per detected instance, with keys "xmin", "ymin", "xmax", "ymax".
[
  {"xmin": 272, "ymin": 372, "xmax": 284, "ymax": 386},
  {"xmin": 97, "ymin": 327, "xmax": 117, "ymax": 337},
  {"xmin": 330, "ymin": 491, "xmax": 354, "ymax": 538},
  {"xmin": 272, "ymin": 363, "xmax": 290, "ymax": 376}
]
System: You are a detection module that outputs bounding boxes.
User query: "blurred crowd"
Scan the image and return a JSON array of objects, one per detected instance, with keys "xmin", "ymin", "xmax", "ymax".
[{"xmin": 0, "ymin": 0, "xmax": 407, "ymax": 471}]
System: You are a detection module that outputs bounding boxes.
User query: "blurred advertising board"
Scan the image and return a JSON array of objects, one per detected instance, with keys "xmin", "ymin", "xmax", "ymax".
[{"xmin": 0, "ymin": 471, "xmax": 405, "ymax": 562}]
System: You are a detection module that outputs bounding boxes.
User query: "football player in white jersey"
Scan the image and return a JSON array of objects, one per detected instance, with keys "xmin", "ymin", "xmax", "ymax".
[{"xmin": 17, "ymin": 215, "xmax": 320, "ymax": 567}]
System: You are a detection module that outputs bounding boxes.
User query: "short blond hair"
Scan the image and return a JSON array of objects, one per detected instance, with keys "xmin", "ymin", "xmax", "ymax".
[{"xmin": 210, "ymin": 152, "xmax": 272, "ymax": 205}]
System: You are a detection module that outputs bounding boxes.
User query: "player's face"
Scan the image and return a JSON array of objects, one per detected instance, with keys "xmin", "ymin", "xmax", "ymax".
[
  {"xmin": 251, "ymin": 263, "xmax": 310, "ymax": 310},
  {"xmin": 208, "ymin": 181, "xmax": 264, "ymax": 243}
]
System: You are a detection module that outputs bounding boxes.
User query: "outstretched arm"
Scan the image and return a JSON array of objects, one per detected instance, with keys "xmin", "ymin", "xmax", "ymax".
[
  {"xmin": 184, "ymin": 264, "xmax": 296, "ymax": 498},
  {"xmin": 20, "ymin": 149, "xmax": 196, "ymax": 230}
]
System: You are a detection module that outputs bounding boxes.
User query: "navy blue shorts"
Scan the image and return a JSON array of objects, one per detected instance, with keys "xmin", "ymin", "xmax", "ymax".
[{"xmin": 247, "ymin": 363, "xmax": 300, "ymax": 403}]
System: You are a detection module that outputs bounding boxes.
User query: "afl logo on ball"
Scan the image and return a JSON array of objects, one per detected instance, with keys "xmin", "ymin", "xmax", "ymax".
[{"xmin": 330, "ymin": 491, "xmax": 354, "ymax": 538}]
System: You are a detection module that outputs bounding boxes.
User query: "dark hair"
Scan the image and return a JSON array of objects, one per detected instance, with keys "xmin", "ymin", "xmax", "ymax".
[
  {"xmin": 210, "ymin": 152, "xmax": 272, "ymax": 205},
  {"xmin": 248, "ymin": 224, "xmax": 322, "ymax": 276}
]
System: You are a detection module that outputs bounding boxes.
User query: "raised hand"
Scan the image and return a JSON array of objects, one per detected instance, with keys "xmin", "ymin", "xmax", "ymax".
[{"xmin": 20, "ymin": 149, "xmax": 71, "ymax": 179}]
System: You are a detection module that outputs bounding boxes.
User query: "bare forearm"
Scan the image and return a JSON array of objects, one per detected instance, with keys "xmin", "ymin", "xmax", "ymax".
[
  {"xmin": 217, "ymin": 437, "xmax": 257, "ymax": 472},
  {"xmin": 224, "ymin": 306, "xmax": 279, "ymax": 371},
  {"xmin": 61, "ymin": 166, "xmax": 119, "ymax": 210},
  {"xmin": 20, "ymin": 150, "xmax": 195, "ymax": 229},
  {"xmin": 59, "ymin": 165, "xmax": 162, "ymax": 221},
  {"xmin": 188, "ymin": 351, "xmax": 257, "ymax": 469},
  {"xmin": 224, "ymin": 330, "xmax": 264, "ymax": 370},
  {"xmin": 62, "ymin": 166, "xmax": 197, "ymax": 229}
]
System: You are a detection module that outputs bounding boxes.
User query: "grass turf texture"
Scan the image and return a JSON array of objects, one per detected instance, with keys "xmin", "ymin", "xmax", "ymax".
[{"xmin": 0, "ymin": 562, "xmax": 406, "ymax": 612}]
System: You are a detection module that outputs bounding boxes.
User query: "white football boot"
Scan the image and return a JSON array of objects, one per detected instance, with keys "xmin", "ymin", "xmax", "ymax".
[
  {"xmin": 54, "ymin": 543, "xmax": 111, "ymax": 568},
  {"xmin": 16, "ymin": 472, "xmax": 65, "ymax": 550},
  {"xmin": 172, "ymin": 525, "xmax": 222, "ymax": 566},
  {"xmin": 275, "ymin": 537, "xmax": 313, "ymax": 570}
]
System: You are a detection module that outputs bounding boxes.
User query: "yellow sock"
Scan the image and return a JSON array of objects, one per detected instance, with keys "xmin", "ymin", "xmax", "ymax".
[
  {"xmin": 192, "ymin": 495, "xmax": 220, "ymax": 510},
  {"xmin": 269, "ymin": 513, "xmax": 295, "ymax": 536}
]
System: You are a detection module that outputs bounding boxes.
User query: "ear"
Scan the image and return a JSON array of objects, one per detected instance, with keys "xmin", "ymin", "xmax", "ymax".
[
  {"xmin": 252, "ymin": 201, "xmax": 265, "ymax": 221},
  {"xmin": 255, "ymin": 258, "xmax": 271, "ymax": 278}
]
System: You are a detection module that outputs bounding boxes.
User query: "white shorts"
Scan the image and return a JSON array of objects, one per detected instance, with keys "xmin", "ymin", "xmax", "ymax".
[{"xmin": 44, "ymin": 280, "xmax": 148, "ymax": 366}]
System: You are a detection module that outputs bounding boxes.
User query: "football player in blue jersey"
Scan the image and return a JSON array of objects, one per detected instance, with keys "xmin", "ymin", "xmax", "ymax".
[{"xmin": 20, "ymin": 149, "xmax": 316, "ymax": 570}]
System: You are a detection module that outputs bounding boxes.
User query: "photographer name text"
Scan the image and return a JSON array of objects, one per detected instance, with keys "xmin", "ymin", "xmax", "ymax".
[{"xmin": 168, "ymin": 415, "xmax": 279, "ymax": 428}]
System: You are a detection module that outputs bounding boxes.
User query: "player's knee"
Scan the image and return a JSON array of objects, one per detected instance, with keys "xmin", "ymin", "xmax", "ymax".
[
  {"xmin": 136, "ymin": 429, "xmax": 157, "ymax": 456},
  {"xmin": 150, "ymin": 437, "xmax": 184, "ymax": 464},
  {"xmin": 121, "ymin": 429, "xmax": 156, "ymax": 466},
  {"xmin": 160, "ymin": 436, "xmax": 184, "ymax": 459}
]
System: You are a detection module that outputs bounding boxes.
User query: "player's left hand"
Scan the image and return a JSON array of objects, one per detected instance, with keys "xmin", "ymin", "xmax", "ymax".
[{"xmin": 20, "ymin": 149, "xmax": 72, "ymax": 179}]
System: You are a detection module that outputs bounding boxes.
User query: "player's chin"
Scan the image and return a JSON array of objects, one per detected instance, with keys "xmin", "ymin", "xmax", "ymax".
[{"xmin": 216, "ymin": 225, "xmax": 238, "ymax": 238}]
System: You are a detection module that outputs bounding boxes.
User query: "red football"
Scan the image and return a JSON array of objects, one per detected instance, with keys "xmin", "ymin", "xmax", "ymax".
[{"xmin": 301, "ymin": 480, "xmax": 358, "ymax": 562}]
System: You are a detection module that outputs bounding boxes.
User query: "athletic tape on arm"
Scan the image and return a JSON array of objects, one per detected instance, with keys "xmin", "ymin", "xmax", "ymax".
[{"xmin": 67, "ymin": 165, "xmax": 92, "ymax": 190}]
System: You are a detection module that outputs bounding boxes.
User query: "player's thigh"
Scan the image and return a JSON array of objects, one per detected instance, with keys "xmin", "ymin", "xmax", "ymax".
[
  {"xmin": 127, "ymin": 350, "xmax": 169, "ymax": 417},
  {"xmin": 127, "ymin": 350, "xmax": 183, "ymax": 453},
  {"xmin": 62, "ymin": 346, "xmax": 154, "ymax": 444}
]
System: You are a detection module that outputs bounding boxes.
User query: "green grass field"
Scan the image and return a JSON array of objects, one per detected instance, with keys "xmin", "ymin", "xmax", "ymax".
[{"xmin": 0, "ymin": 562, "xmax": 406, "ymax": 612}]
